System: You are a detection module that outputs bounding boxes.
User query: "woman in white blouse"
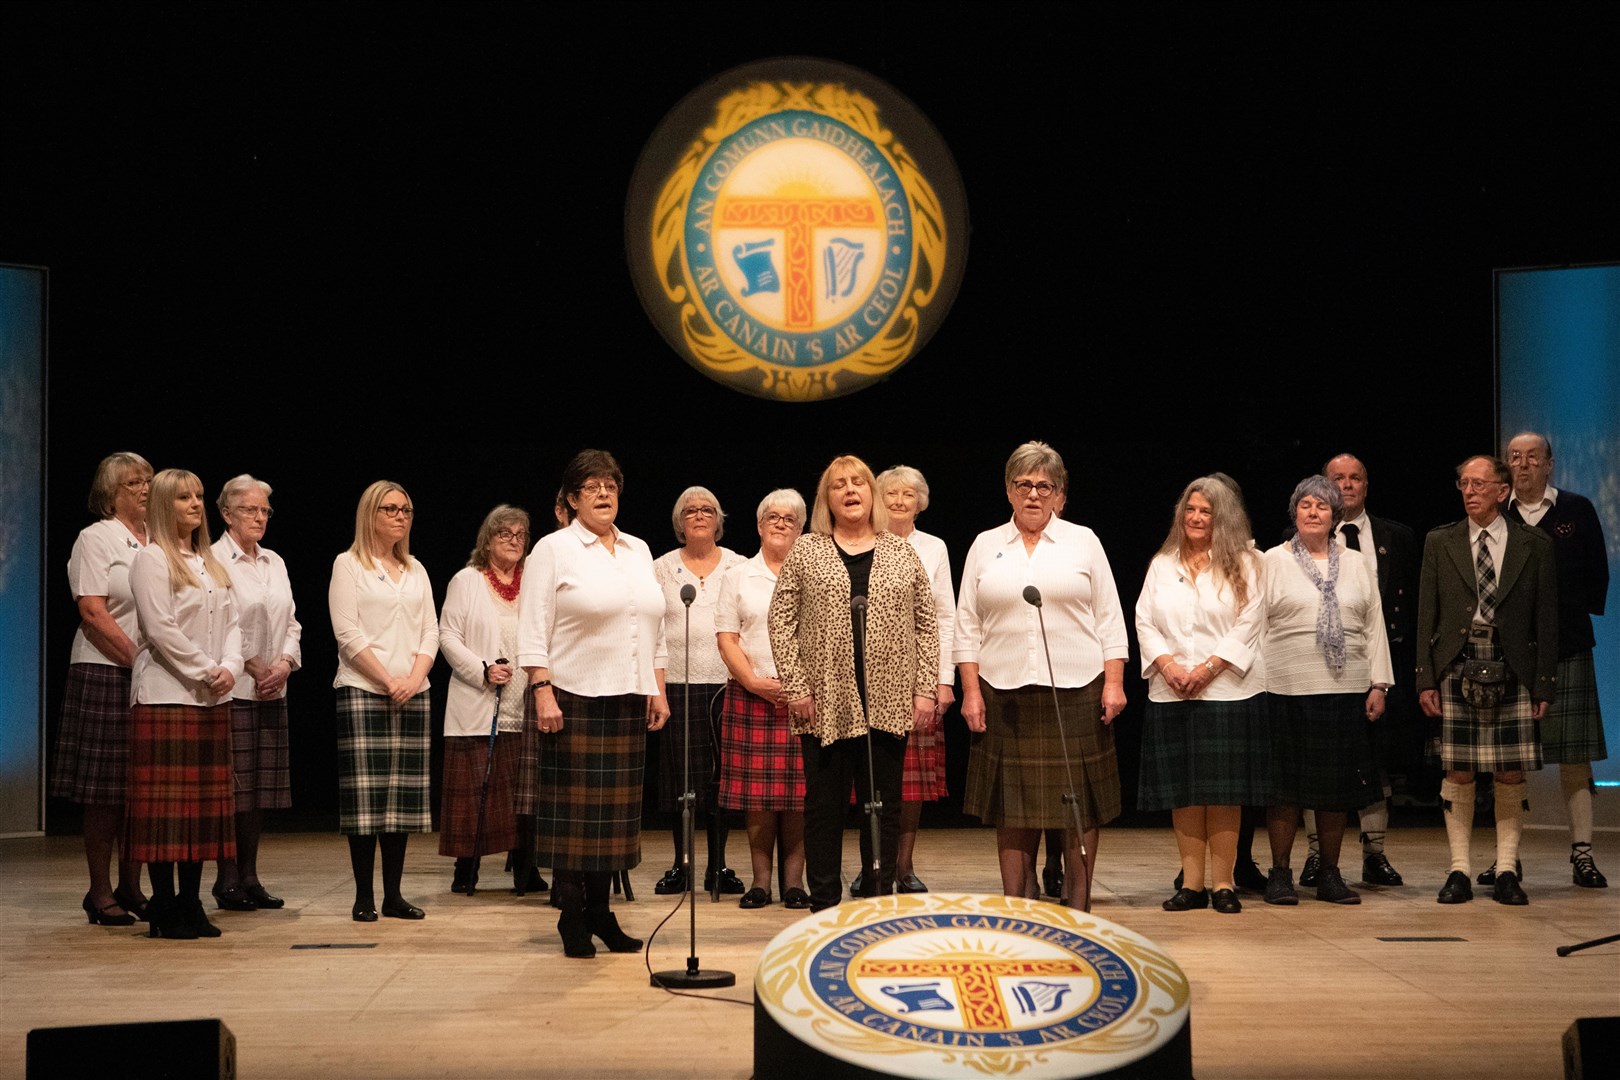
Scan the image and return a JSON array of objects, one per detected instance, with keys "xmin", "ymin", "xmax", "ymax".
[
  {"xmin": 651, "ymin": 485, "xmax": 746, "ymax": 897},
  {"xmin": 328, "ymin": 481, "xmax": 438, "ymax": 922},
  {"xmin": 715, "ymin": 489, "xmax": 810, "ymax": 909},
  {"xmin": 208, "ymin": 474, "xmax": 300, "ymax": 913},
  {"xmin": 437, "ymin": 505, "xmax": 538, "ymax": 896},
  {"xmin": 127, "ymin": 469, "xmax": 243, "ymax": 939},
  {"xmin": 874, "ymin": 465, "xmax": 956, "ymax": 895},
  {"xmin": 53, "ymin": 452, "xmax": 152, "ymax": 926},
  {"xmin": 1259, "ymin": 475, "xmax": 1391, "ymax": 907},
  {"xmin": 957, "ymin": 441, "xmax": 1129, "ymax": 911},
  {"xmin": 1135, "ymin": 476, "xmax": 1267, "ymax": 915},
  {"xmin": 519, "ymin": 450, "xmax": 670, "ymax": 958}
]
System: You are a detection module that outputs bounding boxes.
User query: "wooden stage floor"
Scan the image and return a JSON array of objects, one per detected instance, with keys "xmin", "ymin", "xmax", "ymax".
[{"xmin": 2, "ymin": 825, "xmax": 1615, "ymax": 1079}]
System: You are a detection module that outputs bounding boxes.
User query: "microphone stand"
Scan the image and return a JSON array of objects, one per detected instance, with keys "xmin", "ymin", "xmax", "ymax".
[
  {"xmin": 1024, "ymin": 585, "xmax": 1092, "ymax": 912},
  {"xmin": 852, "ymin": 594, "xmax": 885, "ymax": 898},
  {"xmin": 652, "ymin": 583, "xmax": 734, "ymax": 989}
]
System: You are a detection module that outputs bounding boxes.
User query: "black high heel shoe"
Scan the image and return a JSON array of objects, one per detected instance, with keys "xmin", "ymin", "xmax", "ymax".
[
  {"xmin": 146, "ymin": 897, "xmax": 199, "ymax": 940},
  {"xmin": 586, "ymin": 908, "xmax": 643, "ymax": 953},
  {"xmin": 112, "ymin": 885, "xmax": 150, "ymax": 922},
  {"xmin": 212, "ymin": 884, "xmax": 258, "ymax": 911},
  {"xmin": 185, "ymin": 899, "xmax": 223, "ymax": 938},
  {"xmin": 82, "ymin": 892, "xmax": 137, "ymax": 927}
]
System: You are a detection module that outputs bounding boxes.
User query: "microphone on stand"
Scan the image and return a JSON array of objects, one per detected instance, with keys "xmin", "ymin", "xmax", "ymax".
[
  {"xmin": 680, "ymin": 584, "xmax": 697, "ymax": 605},
  {"xmin": 851, "ymin": 594, "xmax": 884, "ymax": 899},
  {"xmin": 1023, "ymin": 584, "xmax": 1093, "ymax": 912}
]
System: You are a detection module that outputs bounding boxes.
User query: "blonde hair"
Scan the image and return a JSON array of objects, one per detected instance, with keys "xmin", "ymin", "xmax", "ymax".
[
  {"xmin": 468, "ymin": 504, "xmax": 530, "ymax": 569},
  {"xmin": 88, "ymin": 451, "xmax": 152, "ymax": 518},
  {"xmin": 874, "ymin": 465, "xmax": 931, "ymax": 513},
  {"xmin": 1157, "ymin": 475, "xmax": 1257, "ymax": 613},
  {"xmin": 349, "ymin": 480, "xmax": 414, "ymax": 570},
  {"xmin": 809, "ymin": 455, "xmax": 888, "ymax": 536},
  {"xmin": 146, "ymin": 469, "xmax": 232, "ymax": 592}
]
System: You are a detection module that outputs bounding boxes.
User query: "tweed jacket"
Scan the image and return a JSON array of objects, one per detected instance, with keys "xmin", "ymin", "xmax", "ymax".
[
  {"xmin": 1510, "ymin": 490, "xmax": 1608, "ymax": 658},
  {"xmin": 1415, "ymin": 517, "xmax": 1558, "ymax": 702},
  {"xmin": 768, "ymin": 531, "xmax": 939, "ymax": 746}
]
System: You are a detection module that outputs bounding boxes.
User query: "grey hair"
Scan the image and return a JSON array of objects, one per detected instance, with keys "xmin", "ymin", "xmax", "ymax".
[
  {"xmin": 1288, "ymin": 474, "xmax": 1344, "ymax": 527},
  {"xmin": 874, "ymin": 465, "xmax": 931, "ymax": 513},
  {"xmin": 755, "ymin": 487, "xmax": 807, "ymax": 527},
  {"xmin": 672, "ymin": 485, "xmax": 725, "ymax": 543},
  {"xmin": 217, "ymin": 473, "xmax": 272, "ymax": 516},
  {"xmin": 1003, "ymin": 441, "xmax": 1068, "ymax": 494}
]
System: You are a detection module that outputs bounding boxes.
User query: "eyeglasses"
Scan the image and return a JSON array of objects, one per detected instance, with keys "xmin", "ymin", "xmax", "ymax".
[
  {"xmin": 1506, "ymin": 450, "xmax": 1545, "ymax": 465},
  {"xmin": 1012, "ymin": 480, "xmax": 1058, "ymax": 498},
  {"xmin": 579, "ymin": 481, "xmax": 619, "ymax": 496},
  {"xmin": 761, "ymin": 512, "xmax": 799, "ymax": 527},
  {"xmin": 682, "ymin": 506, "xmax": 718, "ymax": 519},
  {"xmin": 121, "ymin": 478, "xmax": 153, "ymax": 492},
  {"xmin": 378, "ymin": 504, "xmax": 415, "ymax": 518},
  {"xmin": 1456, "ymin": 478, "xmax": 1503, "ymax": 493},
  {"xmin": 232, "ymin": 506, "xmax": 274, "ymax": 519},
  {"xmin": 494, "ymin": 528, "xmax": 528, "ymax": 543}
]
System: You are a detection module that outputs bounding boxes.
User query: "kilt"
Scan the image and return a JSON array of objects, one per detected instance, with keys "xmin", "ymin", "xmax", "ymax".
[
  {"xmin": 50, "ymin": 663, "xmax": 132, "ymax": 806},
  {"xmin": 124, "ymin": 703, "xmax": 236, "ymax": 862},
  {"xmin": 1137, "ymin": 695, "xmax": 1271, "ymax": 810},
  {"xmin": 902, "ymin": 721, "xmax": 947, "ymax": 802},
  {"xmin": 1437, "ymin": 636, "xmax": 1542, "ymax": 773},
  {"xmin": 229, "ymin": 698, "xmax": 293, "ymax": 812},
  {"xmin": 534, "ymin": 689, "xmax": 646, "ymax": 872},
  {"xmin": 656, "ymin": 682, "xmax": 724, "ymax": 811},
  {"xmin": 1269, "ymin": 693, "xmax": 1379, "ymax": 811},
  {"xmin": 438, "ymin": 732, "xmax": 522, "ymax": 856},
  {"xmin": 335, "ymin": 686, "xmax": 432, "ymax": 835},
  {"xmin": 1541, "ymin": 652, "xmax": 1607, "ymax": 764},
  {"xmin": 513, "ymin": 691, "xmax": 542, "ymax": 815},
  {"xmin": 718, "ymin": 680, "xmax": 804, "ymax": 812},
  {"xmin": 963, "ymin": 677, "xmax": 1121, "ymax": 831}
]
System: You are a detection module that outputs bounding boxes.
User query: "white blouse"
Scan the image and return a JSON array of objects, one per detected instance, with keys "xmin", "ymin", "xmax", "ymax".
[
  {"xmin": 654, "ymin": 546, "xmax": 745, "ymax": 683},
  {"xmin": 213, "ymin": 532, "xmax": 302, "ymax": 701},
  {"xmin": 1260, "ymin": 543, "xmax": 1394, "ymax": 696},
  {"xmin": 439, "ymin": 565, "xmax": 530, "ymax": 737},
  {"xmin": 1135, "ymin": 551, "xmax": 1266, "ymax": 703},
  {"xmin": 714, "ymin": 552, "xmax": 780, "ymax": 679},
  {"xmin": 327, "ymin": 551, "xmax": 438, "ymax": 694},
  {"xmin": 905, "ymin": 529, "xmax": 957, "ymax": 687},
  {"xmin": 67, "ymin": 518, "xmax": 145, "ymax": 667},
  {"xmin": 517, "ymin": 519, "xmax": 667, "ymax": 697},
  {"xmin": 954, "ymin": 516, "xmax": 1129, "ymax": 689},
  {"xmin": 129, "ymin": 546, "xmax": 243, "ymax": 706}
]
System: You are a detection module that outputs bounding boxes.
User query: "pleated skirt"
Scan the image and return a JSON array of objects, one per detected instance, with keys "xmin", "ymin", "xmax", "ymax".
[
  {"xmin": 335, "ymin": 687, "xmax": 432, "ymax": 835},
  {"xmin": 533, "ymin": 689, "xmax": 646, "ymax": 872},
  {"xmin": 229, "ymin": 698, "xmax": 293, "ymax": 812},
  {"xmin": 50, "ymin": 663, "xmax": 132, "ymax": 806},
  {"xmin": 124, "ymin": 702, "xmax": 236, "ymax": 862},
  {"xmin": 963, "ymin": 677, "xmax": 1120, "ymax": 831}
]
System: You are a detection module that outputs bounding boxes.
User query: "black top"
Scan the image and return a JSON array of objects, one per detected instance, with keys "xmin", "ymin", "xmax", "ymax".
[{"xmin": 837, "ymin": 544, "xmax": 874, "ymax": 709}]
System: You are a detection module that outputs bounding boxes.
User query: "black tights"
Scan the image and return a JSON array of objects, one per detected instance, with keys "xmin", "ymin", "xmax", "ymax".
[
  {"xmin": 552, "ymin": 869, "xmax": 612, "ymax": 913},
  {"xmin": 148, "ymin": 860, "xmax": 203, "ymax": 904},
  {"xmin": 671, "ymin": 810, "xmax": 731, "ymax": 873},
  {"xmin": 348, "ymin": 832, "xmax": 409, "ymax": 906}
]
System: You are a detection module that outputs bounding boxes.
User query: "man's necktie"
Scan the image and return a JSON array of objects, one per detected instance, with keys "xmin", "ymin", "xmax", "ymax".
[
  {"xmin": 1340, "ymin": 523, "xmax": 1360, "ymax": 551},
  {"xmin": 1476, "ymin": 531, "xmax": 1496, "ymax": 624}
]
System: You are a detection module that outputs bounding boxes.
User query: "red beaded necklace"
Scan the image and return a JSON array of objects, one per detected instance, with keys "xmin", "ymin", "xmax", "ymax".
[{"xmin": 483, "ymin": 561, "xmax": 521, "ymax": 602}]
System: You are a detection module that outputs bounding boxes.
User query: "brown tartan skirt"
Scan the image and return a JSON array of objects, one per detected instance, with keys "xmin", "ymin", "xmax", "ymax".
[
  {"xmin": 51, "ymin": 663, "xmax": 132, "ymax": 806},
  {"xmin": 229, "ymin": 698, "xmax": 293, "ymax": 812},
  {"xmin": 438, "ymin": 732, "xmax": 522, "ymax": 857},
  {"xmin": 963, "ymin": 677, "xmax": 1121, "ymax": 831},
  {"xmin": 533, "ymin": 689, "xmax": 647, "ymax": 873},
  {"xmin": 124, "ymin": 702, "xmax": 236, "ymax": 862}
]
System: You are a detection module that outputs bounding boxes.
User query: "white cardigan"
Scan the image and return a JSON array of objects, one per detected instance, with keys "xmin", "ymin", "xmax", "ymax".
[{"xmin": 439, "ymin": 566, "xmax": 528, "ymax": 737}]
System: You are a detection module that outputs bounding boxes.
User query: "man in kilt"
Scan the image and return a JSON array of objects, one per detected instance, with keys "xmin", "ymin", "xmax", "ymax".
[
  {"xmin": 1416, "ymin": 454, "xmax": 1558, "ymax": 906},
  {"xmin": 1506, "ymin": 431, "xmax": 1609, "ymax": 888}
]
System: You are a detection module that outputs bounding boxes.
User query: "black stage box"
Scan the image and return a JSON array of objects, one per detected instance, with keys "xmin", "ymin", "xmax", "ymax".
[
  {"xmin": 1564, "ymin": 1016, "xmax": 1620, "ymax": 1080},
  {"xmin": 27, "ymin": 1018, "xmax": 235, "ymax": 1079}
]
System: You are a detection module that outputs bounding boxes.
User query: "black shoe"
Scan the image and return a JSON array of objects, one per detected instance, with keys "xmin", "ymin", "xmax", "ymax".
[
  {"xmin": 1233, "ymin": 861, "xmax": 1269, "ymax": 893},
  {"xmin": 1042, "ymin": 864, "xmax": 1063, "ymax": 898},
  {"xmin": 1437, "ymin": 870, "xmax": 1473, "ymax": 904},
  {"xmin": 739, "ymin": 887, "xmax": 772, "ymax": 909},
  {"xmin": 451, "ymin": 858, "xmax": 478, "ymax": 894},
  {"xmin": 652, "ymin": 866, "xmax": 688, "ymax": 895},
  {"xmin": 1264, "ymin": 867, "xmax": 1298, "ymax": 906},
  {"xmin": 352, "ymin": 900, "xmax": 378, "ymax": 922},
  {"xmin": 897, "ymin": 874, "xmax": 928, "ymax": 894},
  {"xmin": 1162, "ymin": 887, "xmax": 1209, "ymax": 911},
  {"xmin": 381, "ymin": 898, "xmax": 425, "ymax": 920},
  {"xmin": 1298, "ymin": 851, "xmax": 1321, "ymax": 888},
  {"xmin": 1361, "ymin": 852, "xmax": 1404, "ymax": 887},
  {"xmin": 1171, "ymin": 868, "xmax": 1184, "ymax": 891},
  {"xmin": 705, "ymin": 867, "xmax": 746, "ymax": 895},
  {"xmin": 587, "ymin": 909, "xmax": 642, "ymax": 952},
  {"xmin": 1572, "ymin": 843, "xmax": 1608, "ymax": 888},
  {"xmin": 558, "ymin": 911, "xmax": 595, "ymax": 958},
  {"xmin": 1476, "ymin": 860, "xmax": 1522, "ymax": 886},
  {"xmin": 185, "ymin": 899, "xmax": 223, "ymax": 938},
  {"xmin": 82, "ymin": 892, "xmax": 137, "ymax": 927},
  {"xmin": 112, "ymin": 885, "xmax": 150, "ymax": 922},
  {"xmin": 243, "ymin": 884, "xmax": 284, "ymax": 909},
  {"xmin": 147, "ymin": 897, "xmax": 199, "ymax": 940},
  {"xmin": 518, "ymin": 867, "xmax": 549, "ymax": 894},
  {"xmin": 211, "ymin": 884, "xmax": 257, "ymax": 911},
  {"xmin": 1315, "ymin": 865, "xmax": 1361, "ymax": 905},
  {"xmin": 782, "ymin": 887, "xmax": 812, "ymax": 910},
  {"xmin": 1211, "ymin": 888, "xmax": 1242, "ymax": 914},
  {"xmin": 1492, "ymin": 870, "xmax": 1528, "ymax": 906},
  {"xmin": 849, "ymin": 871, "xmax": 866, "ymax": 898}
]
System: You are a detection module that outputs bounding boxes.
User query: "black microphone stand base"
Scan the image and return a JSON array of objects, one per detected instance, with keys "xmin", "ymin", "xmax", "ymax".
[{"xmin": 651, "ymin": 966, "xmax": 736, "ymax": 989}]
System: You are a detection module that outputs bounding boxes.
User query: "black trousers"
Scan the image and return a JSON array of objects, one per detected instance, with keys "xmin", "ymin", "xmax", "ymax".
[{"xmin": 800, "ymin": 731, "xmax": 906, "ymax": 909}]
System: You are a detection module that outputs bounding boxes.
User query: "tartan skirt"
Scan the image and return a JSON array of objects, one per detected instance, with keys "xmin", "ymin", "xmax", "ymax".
[
  {"xmin": 1269, "ymin": 692, "xmax": 1380, "ymax": 811},
  {"xmin": 1540, "ymin": 652, "xmax": 1607, "ymax": 764},
  {"xmin": 50, "ymin": 663, "xmax": 132, "ymax": 806},
  {"xmin": 124, "ymin": 703, "xmax": 236, "ymax": 862},
  {"xmin": 1137, "ymin": 695, "xmax": 1272, "ymax": 810},
  {"xmin": 718, "ymin": 680, "xmax": 804, "ymax": 812},
  {"xmin": 533, "ymin": 689, "xmax": 647, "ymax": 873},
  {"xmin": 963, "ymin": 677, "xmax": 1121, "ymax": 831},
  {"xmin": 656, "ymin": 682, "xmax": 724, "ymax": 811},
  {"xmin": 335, "ymin": 686, "xmax": 432, "ymax": 835},
  {"xmin": 438, "ymin": 732, "xmax": 522, "ymax": 856},
  {"xmin": 1437, "ymin": 636, "xmax": 1542, "ymax": 773},
  {"xmin": 229, "ymin": 699, "xmax": 293, "ymax": 812},
  {"xmin": 901, "ymin": 720, "xmax": 948, "ymax": 802}
]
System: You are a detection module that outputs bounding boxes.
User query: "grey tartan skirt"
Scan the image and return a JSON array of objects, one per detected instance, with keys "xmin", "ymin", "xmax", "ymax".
[
  {"xmin": 335, "ymin": 686, "xmax": 432, "ymax": 835},
  {"xmin": 963, "ymin": 677, "xmax": 1120, "ymax": 831},
  {"xmin": 1540, "ymin": 652, "xmax": 1606, "ymax": 764}
]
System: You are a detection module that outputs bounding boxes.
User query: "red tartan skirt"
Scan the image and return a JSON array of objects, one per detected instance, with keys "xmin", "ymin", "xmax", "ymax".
[
  {"xmin": 718, "ymin": 681, "xmax": 804, "ymax": 812},
  {"xmin": 124, "ymin": 702, "xmax": 236, "ymax": 862},
  {"xmin": 901, "ymin": 722, "xmax": 948, "ymax": 802},
  {"xmin": 438, "ymin": 732, "xmax": 522, "ymax": 857}
]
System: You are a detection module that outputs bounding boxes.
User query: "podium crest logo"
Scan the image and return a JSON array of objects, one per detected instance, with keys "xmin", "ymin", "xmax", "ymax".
[{"xmin": 627, "ymin": 58, "xmax": 968, "ymax": 402}]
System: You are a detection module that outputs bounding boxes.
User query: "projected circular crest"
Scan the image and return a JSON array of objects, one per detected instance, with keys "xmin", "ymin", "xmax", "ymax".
[{"xmin": 626, "ymin": 57, "xmax": 968, "ymax": 402}]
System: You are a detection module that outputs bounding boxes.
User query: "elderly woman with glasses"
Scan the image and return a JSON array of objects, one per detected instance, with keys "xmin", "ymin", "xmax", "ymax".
[
  {"xmin": 208, "ymin": 474, "xmax": 301, "ymax": 913},
  {"xmin": 651, "ymin": 486, "xmax": 747, "ymax": 897},
  {"xmin": 438, "ymin": 505, "xmax": 544, "ymax": 896},
  {"xmin": 1259, "ymin": 475, "xmax": 1391, "ymax": 906},
  {"xmin": 520, "ymin": 450, "xmax": 670, "ymax": 957},
  {"xmin": 956, "ymin": 441, "xmax": 1129, "ymax": 911},
  {"xmin": 328, "ymin": 481, "xmax": 439, "ymax": 922}
]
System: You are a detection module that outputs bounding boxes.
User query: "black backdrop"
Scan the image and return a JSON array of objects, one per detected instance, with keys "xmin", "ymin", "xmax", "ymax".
[{"xmin": 7, "ymin": 1, "xmax": 1618, "ymax": 830}]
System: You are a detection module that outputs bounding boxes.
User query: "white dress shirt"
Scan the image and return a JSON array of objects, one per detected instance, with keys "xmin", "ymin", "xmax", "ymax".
[
  {"xmin": 1510, "ymin": 485, "xmax": 1557, "ymax": 527},
  {"xmin": 714, "ymin": 552, "xmax": 780, "ymax": 679},
  {"xmin": 654, "ymin": 546, "xmax": 745, "ymax": 682},
  {"xmin": 518, "ymin": 519, "xmax": 667, "ymax": 697},
  {"xmin": 129, "ymin": 546, "xmax": 244, "ymax": 706},
  {"xmin": 439, "ymin": 566, "xmax": 529, "ymax": 736},
  {"xmin": 67, "ymin": 518, "xmax": 145, "ymax": 666},
  {"xmin": 1135, "ymin": 551, "xmax": 1266, "ymax": 703},
  {"xmin": 212, "ymin": 531, "xmax": 301, "ymax": 700},
  {"xmin": 904, "ymin": 528, "xmax": 957, "ymax": 686},
  {"xmin": 954, "ymin": 516, "xmax": 1129, "ymax": 689},
  {"xmin": 1336, "ymin": 510, "xmax": 1378, "ymax": 577},
  {"xmin": 327, "ymin": 551, "xmax": 438, "ymax": 693},
  {"xmin": 1260, "ymin": 544, "xmax": 1393, "ymax": 695}
]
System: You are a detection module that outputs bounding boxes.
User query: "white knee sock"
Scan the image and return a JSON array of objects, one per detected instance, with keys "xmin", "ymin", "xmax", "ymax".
[
  {"xmin": 1494, "ymin": 781, "xmax": 1528, "ymax": 873},
  {"xmin": 1303, "ymin": 808, "xmax": 1319, "ymax": 856},
  {"xmin": 1561, "ymin": 763, "xmax": 1595, "ymax": 845},
  {"xmin": 1360, "ymin": 801, "xmax": 1389, "ymax": 856},
  {"xmin": 1440, "ymin": 779, "xmax": 1474, "ymax": 875}
]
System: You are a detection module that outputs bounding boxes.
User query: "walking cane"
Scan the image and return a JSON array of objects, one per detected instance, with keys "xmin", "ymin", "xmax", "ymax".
[{"xmin": 467, "ymin": 658, "xmax": 507, "ymax": 897}]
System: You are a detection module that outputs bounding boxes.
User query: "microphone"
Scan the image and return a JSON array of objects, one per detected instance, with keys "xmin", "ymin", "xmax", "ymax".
[
  {"xmin": 1023, "ymin": 585, "xmax": 1042, "ymax": 607},
  {"xmin": 1023, "ymin": 579, "xmax": 1092, "ymax": 912},
  {"xmin": 850, "ymin": 594, "xmax": 868, "ymax": 614},
  {"xmin": 680, "ymin": 583, "xmax": 697, "ymax": 606}
]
